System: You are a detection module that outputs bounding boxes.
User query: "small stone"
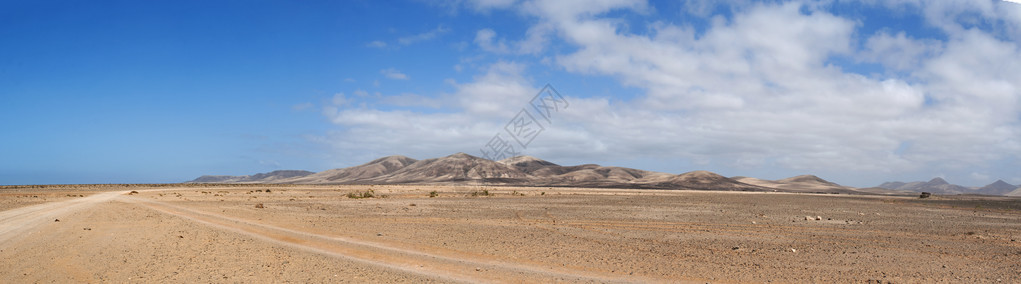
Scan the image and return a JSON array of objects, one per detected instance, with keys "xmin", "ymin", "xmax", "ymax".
[
  {"xmin": 475, "ymin": 267, "xmax": 481, "ymax": 272},
  {"xmin": 376, "ymin": 233, "xmax": 383, "ymax": 236},
  {"xmin": 83, "ymin": 227, "xmax": 91, "ymax": 231},
  {"xmin": 731, "ymin": 246, "xmax": 739, "ymax": 250},
  {"xmin": 751, "ymin": 221, "xmax": 757, "ymax": 224},
  {"xmin": 54, "ymin": 219, "xmax": 60, "ymax": 222},
  {"xmin": 790, "ymin": 248, "xmax": 796, "ymax": 252},
  {"xmin": 805, "ymin": 216, "xmax": 812, "ymax": 221},
  {"xmin": 815, "ymin": 216, "xmax": 822, "ymax": 220}
]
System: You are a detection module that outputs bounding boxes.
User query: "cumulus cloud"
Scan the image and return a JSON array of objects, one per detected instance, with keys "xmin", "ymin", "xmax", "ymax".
[
  {"xmin": 475, "ymin": 29, "xmax": 510, "ymax": 53},
  {"xmin": 398, "ymin": 25, "xmax": 450, "ymax": 45},
  {"xmin": 861, "ymin": 31, "xmax": 942, "ymax": 72},
  {"xmin": 515, "ymin": 0, "xmax": 1019, "ymax": 180},
  {"xmin": 331, "ymin": 93, "xmax": 347, "ymax": 106},
  {"xmin": 380, "ymin": 68, "xmax": 409, "ymax": 80},
  {"xmin": 319, "ymin": 0, "xmax": 1021, "ymax": 185}
]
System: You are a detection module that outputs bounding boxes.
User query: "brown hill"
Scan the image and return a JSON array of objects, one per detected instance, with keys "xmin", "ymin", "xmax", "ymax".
[
  {"xmin": 1006, "ymin": 187, "xmax": 1021, "ymax": 197},
  {"xmin": 733, "ymin": 175, "xmax": 902, "ymax": 195},
  {"xmin": 369, "ymin": 153, "xmax": 528, "ymax": 184},
  {"xmin": 976, "ymin": 180, "xmax": 1018, "ymax": 196},
  {"xmin": 876, "ymin": 177, "xmax": 971, "ymax": 195},
  {"xmin": 189, "ymin": 170, "xmax": 314, "ymax": 183},
  {"xmin": 654, "ymin": 171, "xmax": 767, "ymax": 191},
  {"xmin": 498, "ymin": 156, "xmax": 561, "ymax": 175},
  {"xmin": 186, "ymin": 153, "xmax": 935, "ymax": 196},
  {"xmin": 777, "ymin": 175, "xmax": 840, "ymax": 186},
  {"xmin": 285, "ymin": 155, "xmax": 417, "ymax": 184}
]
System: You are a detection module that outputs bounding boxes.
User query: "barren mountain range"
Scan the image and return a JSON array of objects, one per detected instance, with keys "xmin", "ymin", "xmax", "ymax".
[
  {"xmin": 189, "ymin": 153, "xmax": 936, "ymax": 195},
  {"xmin": 877, "ymin": 177, "xmax": 1021, "ymax": 196},
  {"xmin": 189, "ymin": 170, "xmax": 315, "ymax": 183}
]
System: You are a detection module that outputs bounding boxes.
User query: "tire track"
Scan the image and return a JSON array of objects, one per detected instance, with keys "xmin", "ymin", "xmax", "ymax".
[
  {"xmin": 121, "ymin": 195, "xmax": 663, "ymax": 284},
  {"xmin": 0, "ymin": 191, "xmax": 128, "ymax": 245}
]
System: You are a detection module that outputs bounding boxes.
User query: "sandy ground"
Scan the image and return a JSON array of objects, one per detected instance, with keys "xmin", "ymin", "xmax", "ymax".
[{"xmin": 1, "ymin": 185, "xmax": 1019, "ymax": 283}]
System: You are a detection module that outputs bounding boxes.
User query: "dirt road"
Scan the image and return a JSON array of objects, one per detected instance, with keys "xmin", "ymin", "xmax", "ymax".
[{"xmin": 1, "ymin": 185, "xmax": 1019, "ymax": 283}]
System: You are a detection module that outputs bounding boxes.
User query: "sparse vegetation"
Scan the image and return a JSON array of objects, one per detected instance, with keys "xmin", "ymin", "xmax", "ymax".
[
  {"xmin": 429, "ymin": 191, "xmax": 438, "ymax": 198},
  {"xmin": 128, "ymin": 191, "xmax": 139, "ymax": 195},
  {"xmin": 347, "ymin": 189, "xmax": 376, "ymax": 199},
  {"xmin": 470, "ymin": 189, "xmax": 490, "ymax": 197}
]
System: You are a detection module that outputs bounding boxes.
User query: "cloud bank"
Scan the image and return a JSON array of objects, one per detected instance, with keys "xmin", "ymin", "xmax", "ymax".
[{"xmin": 317, "ymin": 0, "xmax": 1021, "ymax": 186}]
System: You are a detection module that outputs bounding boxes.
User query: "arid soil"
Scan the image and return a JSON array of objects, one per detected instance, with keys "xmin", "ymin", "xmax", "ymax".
[{"xmin": 1, "ymin": 185, "xmax": 1019, "ymax": 283}]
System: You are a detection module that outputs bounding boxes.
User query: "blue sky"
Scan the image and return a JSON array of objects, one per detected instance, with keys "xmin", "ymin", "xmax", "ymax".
[{"xmin": 1, "ymin": 0, "xmax": 1020, "ymax": 187}]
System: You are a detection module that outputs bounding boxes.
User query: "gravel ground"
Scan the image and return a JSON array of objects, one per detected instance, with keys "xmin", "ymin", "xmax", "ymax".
[{"xmin": 2, "ymin": 185, "xmax": 1018, "ymax": 283}]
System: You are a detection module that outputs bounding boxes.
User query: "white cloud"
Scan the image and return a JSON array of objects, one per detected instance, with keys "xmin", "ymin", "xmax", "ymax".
[
  {"xmin": 398, "ymin": 25, "xmax": 450, "ymax": 45},
  {"xmin": 317, "ymin": 0, "xmax": 1021, "ymax": 186},
  {"xmin": 468, "ymin": 0, "xmax": 519, "ymax": 11},
  {"xmin": 331, "ymin": 93, "xmax": 347, "ymax": 106},
  {"xmin": 380, "ymin": 68, "xmax": 409, "ymax": 80},
  {"xmin": 367, "ymin": 41, "xmax": 387, "ymax": 48},
  {"xmin": 380, "ymin": 93, "xmax": 444, "ymax": 108},
  {"xmin": 316, "ymin": 61, "xmax": 539, "ymax": 160},
  {"xmin": 970, "ymin": 172, "xmax": 990, "ymax": 182},
  {"xmin": 861, "ymin": 31, "xmax": 942, "ymax": 71},
  {"xmin": 475, "ymin": 29, "xmax": 510, "ymax": 53},
  {"xmin": 474, "ymin": 22, "xmax": 553, "ymax": 55}
]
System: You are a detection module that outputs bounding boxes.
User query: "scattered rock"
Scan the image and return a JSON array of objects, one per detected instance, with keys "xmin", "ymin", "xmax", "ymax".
[
  {"xmin": 54, "ymin": 219, "xmax": 60, "ymax": 222},
  {"xmin": 475, "ymin": 267, "xmax": 481, "ymax": 272},
  {"xmin": 265, "ymin": 189, "xmax": 271, "ymax": 193},
  {"xmin": 815, "ymin": 216, "xmax": 822, "ymax": 221},
  {"xmin": 790, "ymin": 248, "xmax": 797, "ymax": 253},
  {"xmin": 178, "ymin": 235, "xmax": 184, "ymax": 239},
  {"xmin": 751, "ymin": 221, "xmax": 757, "ymax": 224},
  {"xmin": 83, "ymin": 227, "xmax": 91, "ymax": 231},
  {"xmin": 254, "ymin": 203, "xmax": 264, "ymax": 209},
  {"xmin": 128, "ymin": 191, "xmax": 139, "ymax": 195},
  {"xmin": 376, "ymin": 233, "xmax": 383, "ymax": 236},
  {"xmin": 731, "ymin": 246, "xmax": 740, "ymax": 250},
  {"xmin": 919, "ymin": 192, "xmax": 931, "ymax": 198},
  {"xmin": 805, "ymin": 216, "xmax": 813, "ymax": 221}
]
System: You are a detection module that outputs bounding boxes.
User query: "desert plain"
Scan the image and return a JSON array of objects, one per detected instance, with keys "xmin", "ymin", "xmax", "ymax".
[{"xmin": 1, "ymin": 184, "xmax": 1019, "ymax": 283}]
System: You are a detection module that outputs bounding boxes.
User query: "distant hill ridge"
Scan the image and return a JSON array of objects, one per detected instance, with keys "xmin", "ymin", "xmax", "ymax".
[
  {"xmin": 876, "ymin": 178, "xmax": 1018, "ymax": 196},
  {"xmin": 190, "ymin": 170, "xmax": 314, "ymax": 183},
  {"xmin": 188, "ymin": 153, "xmax": 917, "ymax": 195}
]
